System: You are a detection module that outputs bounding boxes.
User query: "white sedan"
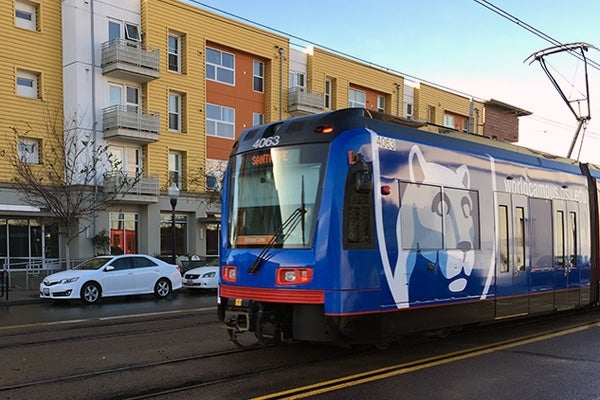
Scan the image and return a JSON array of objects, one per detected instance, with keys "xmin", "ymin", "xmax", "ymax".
[
  {"xmin": 40, "ymin": 254, "xmax": 183, "ymax": 304},
  {"xmin": 182, "ymin": 258, "xmax": 219, "ymax": 290}
]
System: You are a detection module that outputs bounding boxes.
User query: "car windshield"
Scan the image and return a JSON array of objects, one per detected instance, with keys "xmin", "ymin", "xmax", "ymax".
[{"xmin": 73, "ymin": 257, "xmax": 112, "ymax": 270}]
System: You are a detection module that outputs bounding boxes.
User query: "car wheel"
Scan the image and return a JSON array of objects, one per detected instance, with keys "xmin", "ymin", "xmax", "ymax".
[
  {"xmin": 80, "ymin": 282, "xmax": 101, "ymax": 304},
  {"xmin": 154, "ymin": 278, "xmax": 171, "ymax": 299}
]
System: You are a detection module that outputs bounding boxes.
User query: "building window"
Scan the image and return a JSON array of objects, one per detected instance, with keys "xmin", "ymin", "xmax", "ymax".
[
  {"xmin": 125, "ymin": 23, "xmax": 140, "ymax": 42},
  {"xmin": 18, "ymin": 137, "xmax": 40, "ymax": 164},
  {"xmin": 406, "ymin": 103, "xmax": 413, "ymax": 119},
  {"xmin": 15, "ymin": 0, "xmax": 38, "ymax": 31},
  {"xmin": 109, "ymin": 212, "xmax": 139, "ymax": 255},
  {"xmin": 427, "ymin": 106, "xmax": 436, "ymax": 123},
  {"xmin": 443, "ymin": 114, "xmax": 455, "ymax": 129},
  {"xmin": 109, "ymin": 146, "xmax": 141, "ymax": 176},
  {"xmin": 169, "ymin": 92, "xmax": 182, "ymax": 131},
  {"xmin": 253, "ymin": 61, "xmax": 264, "ymax": 92},
  {"xmin": 168, "ymin": 34, "xmax": 181, "ymax": 73},
  {"xmin": 109, "ymin": 83, "xmax": 140, "ymax": 112},
  {"xmin": 324, "ymin": 79, "xmax": 332, "ymax": 109},
  {"xmin": 16, "ymin": 69, "xmax": 39, "ymax": 98},
  {"xmin": 206, "ymin": 47, "xmax": 234, "ymax": 85},
  {"xmin": 160, "ymin": 213, "xmax": 187, "ymax": 258},
  {"xmin": 169, "ymin": 151, "xmax": 183, "ymax": 188},
  {"xmin": 377, "ymin": 96, "xmax": 385, "ymax": 113},
  {"xmin": 252, "ymin": 112, "xmax": 264, "ymax": 126},
  {"xmin": 206, "ymin": 104, "xmax": 235, "ymax": 139},
  {"xmin": 289, "ymin": 71, "xmax": 305, "ymax": 89},
  {"xmin": 206, "ymin": 159, "xmax": 226, "ymax": 191},
  {"xmin": 349, "ymin": 88, "xmax": 366, "ymax": 108}
]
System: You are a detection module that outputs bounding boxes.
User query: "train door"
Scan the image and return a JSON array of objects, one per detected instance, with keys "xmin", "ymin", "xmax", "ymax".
[
  {"xmin": 495, "ymin": 193, "xmax": 530, "ymax": 318},
  {"xmin": 552, "ymin": 200, "xmax": 581, "ymax": 309}
]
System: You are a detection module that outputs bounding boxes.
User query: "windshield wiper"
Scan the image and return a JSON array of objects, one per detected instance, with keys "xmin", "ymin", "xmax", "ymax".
[{"xmin": 248, "ymin": 205, "xmax": 306, "ymax": 274}]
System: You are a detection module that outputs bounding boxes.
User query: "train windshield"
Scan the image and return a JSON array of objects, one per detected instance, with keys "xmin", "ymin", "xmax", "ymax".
[{"xmin": 228, "ymin": 143, "xmax": 327, "ymax": 249}]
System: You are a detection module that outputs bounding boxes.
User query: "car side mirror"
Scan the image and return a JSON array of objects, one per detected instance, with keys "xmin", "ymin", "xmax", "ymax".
[{"xmin": 104, "ymin": 266, "xmax": 115, "ymax": 272}]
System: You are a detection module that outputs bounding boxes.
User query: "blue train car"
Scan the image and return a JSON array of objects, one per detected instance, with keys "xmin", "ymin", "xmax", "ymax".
[{"xmin": 217, "ymin": 108, "xmax": 599, "ymax": 346}]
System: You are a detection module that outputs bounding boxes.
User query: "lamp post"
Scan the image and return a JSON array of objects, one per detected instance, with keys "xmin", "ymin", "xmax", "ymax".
[{"xmin": 168, "ymin": 183, "xmax": 180, "ymax": 265}]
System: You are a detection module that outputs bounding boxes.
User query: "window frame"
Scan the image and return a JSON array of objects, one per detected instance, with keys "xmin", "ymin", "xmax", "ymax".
[
  {"xmin": 15, "ymin": 0, "xmax": 37, "ymax": 31},
  {"xmin": 168, "ymin": 33, "xmax": 181, "ymax": 73},
  {"xmin": 16, "ymin": 69, "xmax": 39, "ymax": 98},
  {"xmin": 169, "ymin": 151, "xmax": 183, "ymax": 188},
  {"xmin": 18, "ymin": 137, "xmax": 40, "ymax": 164},
  {"xmin": 348, "ymin": 88, "xmax": 366, "ymax": 108},
  {"xmin": 252, "ymin": 112, "xmax": 264, "ymax": 126},
  {"xmin": 206, "ymin": 103, "xmax": 235, "ymax": 139},
  {"xmin": 206, "ymin": 47, "xmax": 235, "ymax": 85},
  {"xmin": 168, "ymin": 92, "xmax": 182, "ymax": 132},
  {"xmin": 377, "ymin": 95, "xmax": 385, "ymax": 113},
  {"xmin": 253, "ymin": 60, "xmax": 264, "ymax": 92}
]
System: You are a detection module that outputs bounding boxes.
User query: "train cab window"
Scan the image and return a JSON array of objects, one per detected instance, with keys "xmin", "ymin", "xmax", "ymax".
[
  {"xmin": 555, "ymin": 210, "xmax": 565, "ymax": 268},
  {"xmin": 498, "ymin": 205, "xmax": 509, "ymax": 273},
  {"xmin": 515, "ymin": 207, "xmax": 526, "ymax": 271}
]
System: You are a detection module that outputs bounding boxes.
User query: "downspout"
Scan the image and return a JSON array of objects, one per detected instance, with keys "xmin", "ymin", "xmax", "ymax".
[
  {"xmin": 396, "ymin": 83, "xmax": 401, "ymax": 117},
  {"xmin": 90, "ymin": 0, "xmax": 98, "ymax": 237},
  {"xmin": 278, "ymin": 47, "xmax": 284, "ymax": 120}
]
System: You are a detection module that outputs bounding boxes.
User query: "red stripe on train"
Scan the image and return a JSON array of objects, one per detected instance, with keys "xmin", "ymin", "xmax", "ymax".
[{"xmin": 220, "ymin": 285, "xmax": 324, "ymax": 304}]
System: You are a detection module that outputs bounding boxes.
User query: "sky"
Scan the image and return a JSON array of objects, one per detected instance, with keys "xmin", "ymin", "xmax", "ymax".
[{"xmin": 185, "ymin": 0, "xmax": 600, "ymax": 163}]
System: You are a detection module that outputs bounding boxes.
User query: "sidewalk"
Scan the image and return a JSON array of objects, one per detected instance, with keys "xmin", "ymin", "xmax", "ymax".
[{"xmin": 1, "ymin": 272, "xmax": 44, "ymax": 306}]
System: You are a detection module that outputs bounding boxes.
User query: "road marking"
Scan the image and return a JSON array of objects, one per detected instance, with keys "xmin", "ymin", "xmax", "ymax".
[
  {"xmin": 253, "ymin": 322, "xmax": 600, "ymax": 400},
  {"xmin": 0, "ymin": 307, "xmax": 216, "ymax": 331}
]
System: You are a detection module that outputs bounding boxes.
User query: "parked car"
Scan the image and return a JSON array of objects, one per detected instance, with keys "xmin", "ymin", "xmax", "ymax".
[
  {"xmin": 39, "ymin": 254, "xmax": 183, "ymax": 304},
  {"xmin": 182, "ymin": 258, "xmax": 219, "ymax": 290}
]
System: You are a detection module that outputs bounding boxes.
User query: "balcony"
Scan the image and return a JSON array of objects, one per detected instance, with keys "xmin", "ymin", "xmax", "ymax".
[
  {"xmin": 101, "ymin": 39, "xmax": 160, "ymax": 83},
  {"xmin": 288, "ymin": 87, "xmax": 325, "ymax": 116},
  {"xmin": 102, "ymin": 105, "xmax": 160, "ymax": 144},
  {"xmin": 103, "ymin": 172, "xmax": 160, "ymax": 204}
]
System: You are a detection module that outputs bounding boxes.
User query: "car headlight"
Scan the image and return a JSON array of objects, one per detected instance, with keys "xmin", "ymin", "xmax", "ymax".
[
  {"xmin": 202, "ymin": 272, "xmax": 216, "ymax": 278},
  {"xmin": 60, "ymin": 277, "xmax": 80, "ymax": 284}
]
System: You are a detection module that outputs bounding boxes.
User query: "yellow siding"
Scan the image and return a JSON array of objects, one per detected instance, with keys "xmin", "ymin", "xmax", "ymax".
[
  {"xmin": 142, "ymin": 0, "xmax": 288, "ymax": 192},
  {"xmin": 415, "ymin": 83, "xmax": 485, "ymax": 134},
  {"xmin": 309, "ymin": 47, "xmax": 404, "ymax": 114},
  {"xmin": 0, "ymin": 1, "xmax": 63, "ymax": 183}
]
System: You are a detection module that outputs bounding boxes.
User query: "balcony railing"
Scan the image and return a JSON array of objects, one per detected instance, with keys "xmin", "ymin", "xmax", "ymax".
[
  {"xmin": 101, "ymin": 38, "xmax": 160, "ymax": 82},
  {"xmin": 288, "ymin": 87, "xmax": 325, "ymax": 116},
  {"xmin": 102, "ymin": 105, "xmax": 160, "ymax": 144},
  {"xmin": 103, "ymin": 172, "xmax": 160, "ymax": 203}
]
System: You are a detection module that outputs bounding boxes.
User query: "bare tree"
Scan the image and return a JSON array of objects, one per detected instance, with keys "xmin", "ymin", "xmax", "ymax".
[{"xmin": 7, "ymin": 107, "xmax": 140, "ymax": 268}]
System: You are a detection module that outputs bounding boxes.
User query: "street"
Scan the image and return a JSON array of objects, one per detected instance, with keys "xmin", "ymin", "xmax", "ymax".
[{"xmin": 2, "ymin": 292, "xmax": 600, "ymax": 399}]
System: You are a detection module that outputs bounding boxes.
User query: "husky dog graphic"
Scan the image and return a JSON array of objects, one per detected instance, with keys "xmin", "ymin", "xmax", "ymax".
[{"xmin": 402, "ymin": 145, "xmax": 476, "ymax": 301}]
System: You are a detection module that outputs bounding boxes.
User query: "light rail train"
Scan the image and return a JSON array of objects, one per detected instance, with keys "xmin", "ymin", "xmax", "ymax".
[{"xmin": 217, "ymin": 108, "xmax": 600, "ymax": 346}]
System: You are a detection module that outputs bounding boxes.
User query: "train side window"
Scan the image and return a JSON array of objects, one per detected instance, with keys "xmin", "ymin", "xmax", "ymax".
[
  {"xmin": 530, "ymin": 198, "xmax": 553, "ymax": 269},
  {"xmin": 400, "ymin": 182, "xmax": 443, "ymax": 249},
  {"xmin": 343, "ymin": 162, "xmax": 374, "ymax": 249},
  {"xmin": 498, "ymin": 205, "xmax": 509, "ymax": 273},
  {"xmin": 555, "ymin": 210, "xmax": 565, "ymax": 268},
  {"xmin": 569, "ymin": 211, "xmax": 577, "ymax": 268},
  {"xmin": 443, "ymin": 188, "xmax": 480, "ymax": 250},
  {"xmin": 515, "ymin": 207, "xmax": 525, "ymax": 271}
]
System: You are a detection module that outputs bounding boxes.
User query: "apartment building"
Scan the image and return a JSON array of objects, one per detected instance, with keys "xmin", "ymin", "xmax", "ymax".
[{"xmin": 1, "ymin": 0, "xmax": 529, "ymax": 272}]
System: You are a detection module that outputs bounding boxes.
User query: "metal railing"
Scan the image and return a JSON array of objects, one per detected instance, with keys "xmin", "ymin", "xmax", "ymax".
[
  {"xmin": 102, "ymin": 105, "xmax": 160, "ymax": 135},
  {"xmin": 101, "ymin": 38, "xmax": 160, "ymax": 72},
  {"xmin": 103, "ymin": 172, "xmax": 160, "ymax": 196},
  {"xmin": 0, "ymin": 258, "xmax": 80, "ymax": 294}
]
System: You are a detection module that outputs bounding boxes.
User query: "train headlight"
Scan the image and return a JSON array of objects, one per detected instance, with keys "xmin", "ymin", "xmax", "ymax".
[
  {"xmin": 222, "ymin": 265, "xmax": 237, "ymax": 283},
  {"xmin": 276, "ymin": 267, "xmax": 313, "ymax": 285}
]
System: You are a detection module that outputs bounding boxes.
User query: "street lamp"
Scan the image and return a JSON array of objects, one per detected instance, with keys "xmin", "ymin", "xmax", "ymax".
[{"xmin": 168, "ymin": 183, "xmax": 180, "ymax": 265}]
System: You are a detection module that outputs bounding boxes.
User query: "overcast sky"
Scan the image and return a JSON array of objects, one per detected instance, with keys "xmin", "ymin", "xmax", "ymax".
[{"xmin": 186, "ymin": 0, "xmax": 600, "ymax": 163}]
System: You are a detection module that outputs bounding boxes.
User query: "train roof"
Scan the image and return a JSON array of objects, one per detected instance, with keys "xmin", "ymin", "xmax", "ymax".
[{"xmin": 232, "ymin": 108, "xmax": 594, "ymax": 176}]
